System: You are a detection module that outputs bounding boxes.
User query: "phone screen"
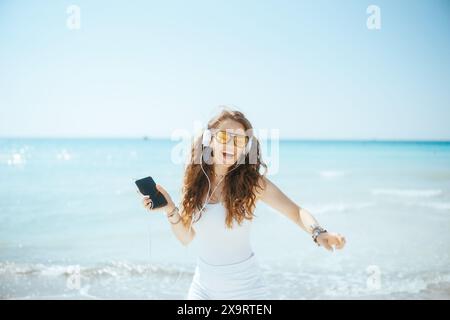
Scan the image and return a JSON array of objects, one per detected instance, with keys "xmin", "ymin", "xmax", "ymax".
[{"xmin": 135, "ymin": 176, "xmax": 168, "ymax": 209}]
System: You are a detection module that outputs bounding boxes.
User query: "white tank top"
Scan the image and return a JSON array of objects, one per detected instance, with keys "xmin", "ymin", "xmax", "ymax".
[{"xmin": 192, "ymin": 203, "xmax": 253, "ymax": 266}]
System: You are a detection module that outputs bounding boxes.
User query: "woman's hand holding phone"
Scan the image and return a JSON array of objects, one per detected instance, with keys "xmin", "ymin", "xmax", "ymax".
[{"xmin": 139, "ymin": 184, "xmax": 175, "ymax": 214}]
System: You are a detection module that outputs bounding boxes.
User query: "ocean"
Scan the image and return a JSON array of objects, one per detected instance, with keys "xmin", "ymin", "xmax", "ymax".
[{"xmin": 0, "ymin": 138, "xmax": 449, "ymax": 299}]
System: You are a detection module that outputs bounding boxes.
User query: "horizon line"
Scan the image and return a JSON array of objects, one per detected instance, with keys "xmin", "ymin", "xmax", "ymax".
[{"xmin": 0, "ymin": 136, "xmax": 449, "ymax": 143}]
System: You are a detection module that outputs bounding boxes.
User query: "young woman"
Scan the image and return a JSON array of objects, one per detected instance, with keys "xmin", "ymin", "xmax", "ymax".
[{"xmin": 140, "ymin": 108, "xmax": 346, "ymax": 299}]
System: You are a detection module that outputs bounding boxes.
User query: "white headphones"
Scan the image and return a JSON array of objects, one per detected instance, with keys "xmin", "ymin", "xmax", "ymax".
[
  {"xmin": 202, "ymin": 129, "xmax": 253, "ymax": 155},
  {"xmin": 188, "ymin": 129, "xmax": 253, "ymax": 233}
]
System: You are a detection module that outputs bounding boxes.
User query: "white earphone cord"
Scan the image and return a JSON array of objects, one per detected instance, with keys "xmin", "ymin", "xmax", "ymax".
[{"xmin": 188, "ymin": 146, "xmax": 248, "ymax": 233}]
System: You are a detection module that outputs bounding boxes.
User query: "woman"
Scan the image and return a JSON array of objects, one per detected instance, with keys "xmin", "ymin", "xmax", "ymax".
[{"xmin": 140, "ymin": 108, "xmax": 346, "ymax": 299}]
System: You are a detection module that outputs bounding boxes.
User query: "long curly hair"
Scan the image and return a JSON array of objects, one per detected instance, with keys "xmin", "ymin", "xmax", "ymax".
[{"xmin": 180, "ymin": 108, "xmax": 267, "ymax": 229}]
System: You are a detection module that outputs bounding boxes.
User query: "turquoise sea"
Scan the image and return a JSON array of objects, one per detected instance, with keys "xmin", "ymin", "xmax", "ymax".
[{"xmin": 1, "ymin": 138, "xmax": 449, "ymax": 299}]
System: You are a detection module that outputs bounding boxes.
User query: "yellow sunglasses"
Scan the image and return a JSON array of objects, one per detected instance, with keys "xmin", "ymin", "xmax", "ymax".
[{"xmin": 213, "ymin": 130, "xmax": 249, "ymax": 148}]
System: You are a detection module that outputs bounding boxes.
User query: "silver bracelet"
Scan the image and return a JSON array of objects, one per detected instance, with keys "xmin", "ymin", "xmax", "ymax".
[
  {"xmin": 311, "ymin": 225, "xmax": 327, "ymax": 246},
  {"xmin": 166, "ymin": 206, "xmax": 178, "ymax": 218},
  {"xmin": 167, "ymin": 207, "xmax": 182, "ymax": 225}
]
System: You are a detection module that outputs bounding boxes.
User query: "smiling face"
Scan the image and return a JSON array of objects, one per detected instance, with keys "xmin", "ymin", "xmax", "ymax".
[
  {"xmin": 210, "ymin": 118, "xmax": 248, "ymax": 167},
  {"xmin": 182, "ymin": 108, "xmax": 267, "ymax": 229}
]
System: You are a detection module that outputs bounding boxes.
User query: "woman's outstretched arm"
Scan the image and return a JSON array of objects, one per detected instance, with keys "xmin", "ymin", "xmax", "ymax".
[{"xmin": 256, "ymin": 176, "xmax": 346, "ymax": 251}]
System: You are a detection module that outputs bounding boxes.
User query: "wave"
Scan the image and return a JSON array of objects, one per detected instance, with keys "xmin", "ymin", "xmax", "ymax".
[
  {"xmin": 0, "ymin": 261, "xmax": 193, "ymax": 279},
  {"xmin": 2, "ymin": 262, "xmax": 450, "ymax": 299},
  {"xmin": 416, "ymin": 201, "xmax": 450, "ymax": 211},
  {"xmin": 371, "ymin": 188, "xmax": 443, "ymax": 198},
  {"xmin": 321, "ymin": 271, "xmax": 450, "ymax": 299}
]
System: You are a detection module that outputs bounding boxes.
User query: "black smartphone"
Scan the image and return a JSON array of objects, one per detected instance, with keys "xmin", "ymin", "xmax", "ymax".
[{"xmin": 135, "ymin": 176, "xmax": 168, "ymax": 209}]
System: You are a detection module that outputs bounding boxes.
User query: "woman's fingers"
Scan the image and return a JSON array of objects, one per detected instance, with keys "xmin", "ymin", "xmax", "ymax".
[
  {"xmin": 142, "ymin": 195, "xmax": 153, "ymax": 210},
  {"xmin": 317, "ymin": 232, "xmax": 345, "ymax": 251},
  {"xmin": 317, "ymin": 235, "xmax": 333, "ymax": 251},
  {"xmin": 322, "ymin": 241, "xmax": 333, "ymax": 251},
  {"xmin": 328, "ymin": 234, "xmax": 339, "ymax": 251},
  {"xmin": 156, "ymin": 184, "xmax": 171, "ymax": 201},
  {"xmin": 326, "ymin": 233, "xmax": 346, "ymax": 250},
  {"xmin": 335, "ymin": 235, "xmax": 346, "ymax": 249}
]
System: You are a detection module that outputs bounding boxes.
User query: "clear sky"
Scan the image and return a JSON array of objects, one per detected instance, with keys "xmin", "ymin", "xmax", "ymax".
[{"xmin": 1, "ymin": 0, "xmax": 449, "ymax": 140}]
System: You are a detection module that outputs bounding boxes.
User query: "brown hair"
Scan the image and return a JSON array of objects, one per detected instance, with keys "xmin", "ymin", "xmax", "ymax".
[{"xmin": 180, "ymin": 108, "xmax": 267, "ymax": 228}]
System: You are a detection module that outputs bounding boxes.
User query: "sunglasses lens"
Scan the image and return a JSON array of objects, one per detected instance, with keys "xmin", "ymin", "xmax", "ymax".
[
  {"xmin": 234, "ymin": 135, "xmax": 248, "ymax": 148},
  {"xmin": 216, "ymin": 131, "xmax": 229, "ymax": 144},
  {"xmin": 215, "ymin": 130, "xmax": 248, "ymax": 147}
]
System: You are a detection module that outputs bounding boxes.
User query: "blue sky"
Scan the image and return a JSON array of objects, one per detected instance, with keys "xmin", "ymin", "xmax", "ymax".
[{"xmin": 0, "ymin": 0, "xmax": 449, "ymax": 140}]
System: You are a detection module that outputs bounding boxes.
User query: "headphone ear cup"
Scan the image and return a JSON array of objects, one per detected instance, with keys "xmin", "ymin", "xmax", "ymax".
[{"xmin": 202, "ymin": 129, "xmax": 212, "ymax": 147}]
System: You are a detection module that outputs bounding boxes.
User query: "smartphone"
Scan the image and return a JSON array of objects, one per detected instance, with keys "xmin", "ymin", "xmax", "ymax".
[{"xmin": 135, "ymin": 176, "xmax": 168, "ymax": 209}]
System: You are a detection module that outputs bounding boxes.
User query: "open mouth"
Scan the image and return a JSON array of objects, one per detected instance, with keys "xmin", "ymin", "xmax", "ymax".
[{"xmin": 222, "ymin": 151, "xmax": 235, "ymax": 160}]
